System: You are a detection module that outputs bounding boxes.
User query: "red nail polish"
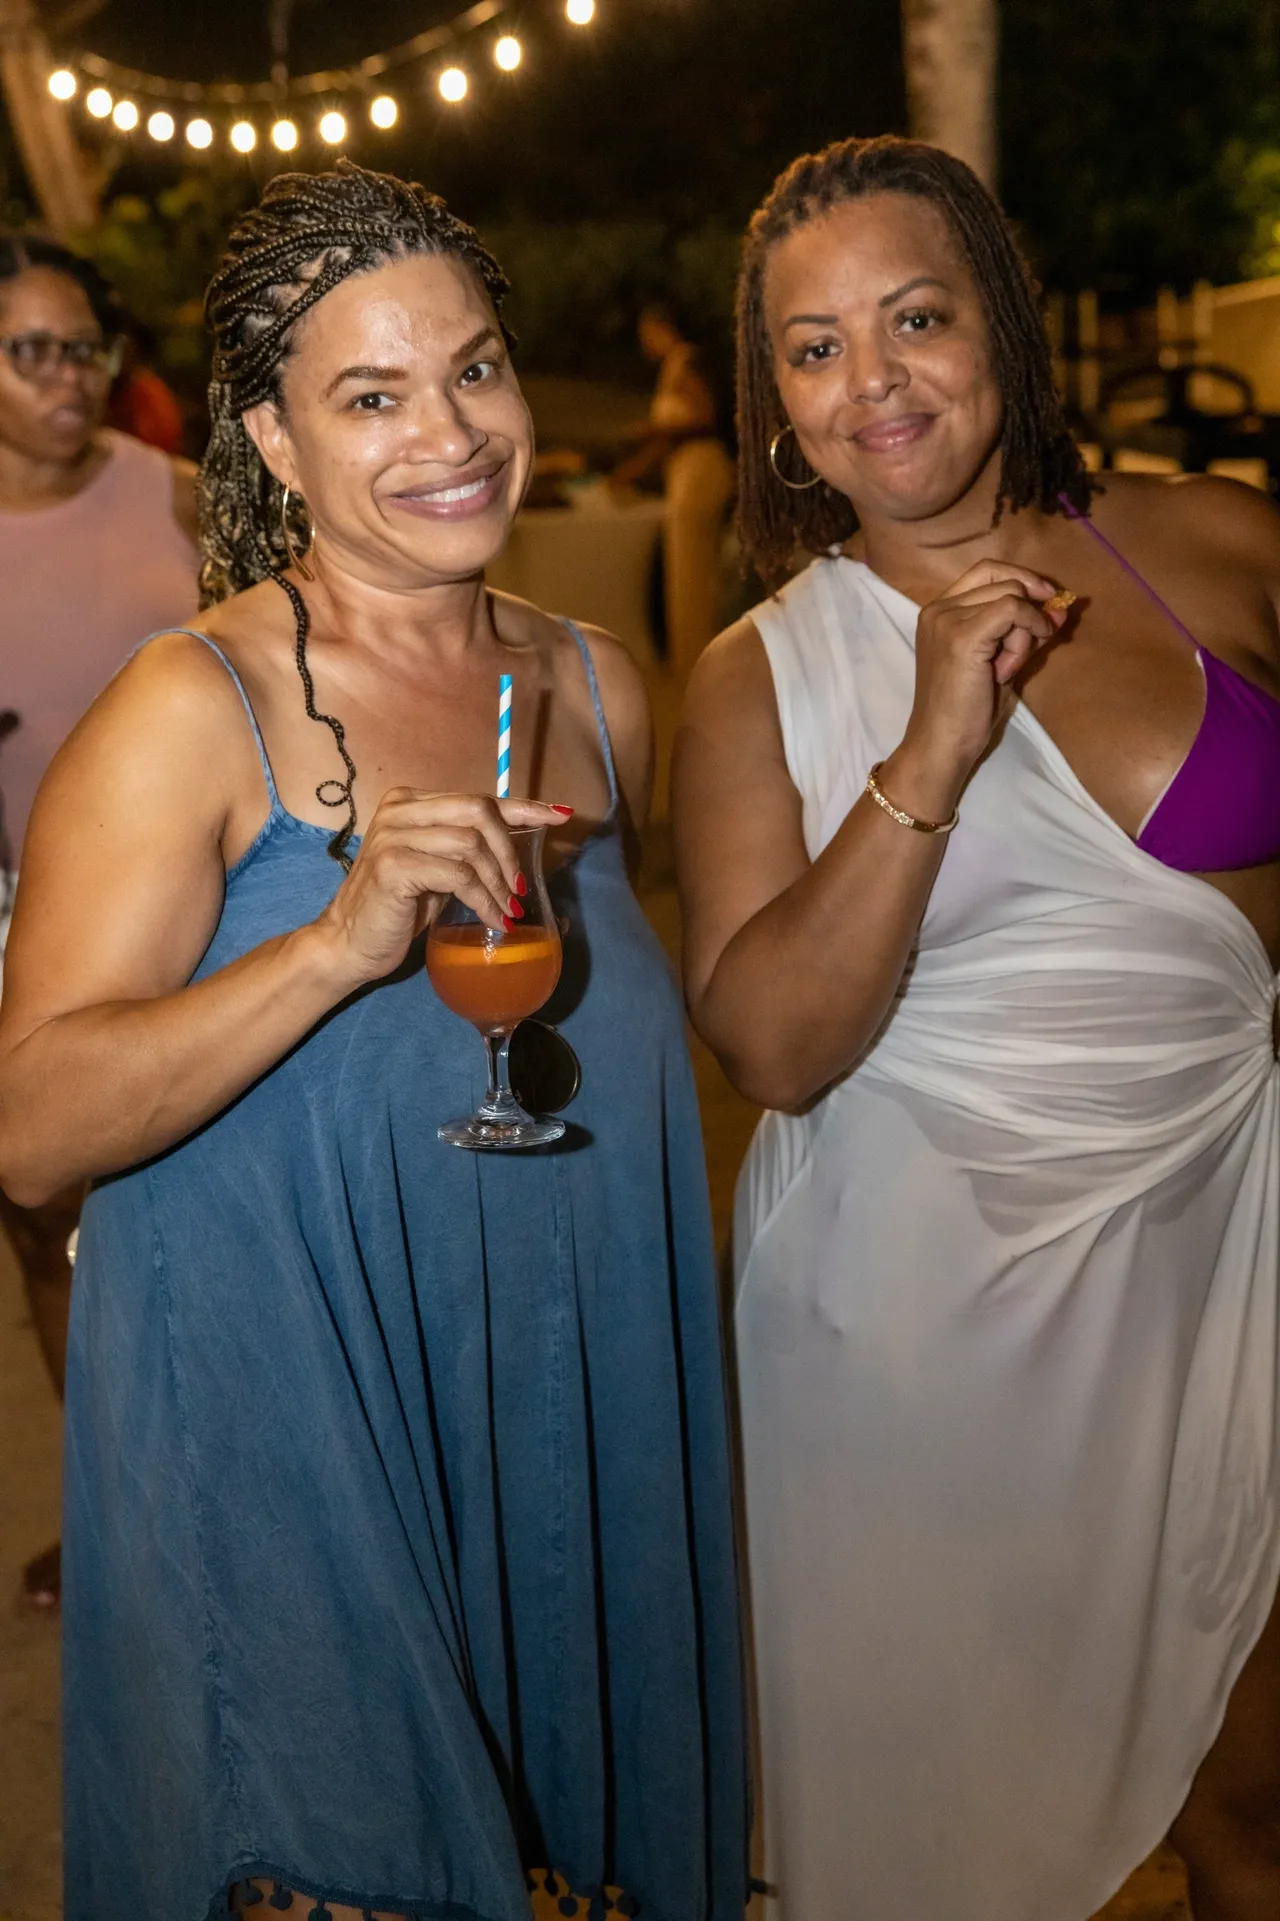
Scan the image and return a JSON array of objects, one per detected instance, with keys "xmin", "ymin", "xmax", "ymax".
[
  {"xmin": 502, "ymin": 913, "xmax": 515, "ymax": 932},
  {"xmin": 508, "ymin": 896, "xmax": 525, "ymax": 919},
  {"xmin": 551, "ymin": 804, "xmax": 575, "ymax": 817},
  {"xmin": 515, "ymin": 871, "xmax": 528, "ymax": 896}
]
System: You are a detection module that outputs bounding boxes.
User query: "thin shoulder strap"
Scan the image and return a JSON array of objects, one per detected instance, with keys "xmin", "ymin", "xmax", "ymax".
[
  {"xmin": 563, "ymin": 618, "xmax": 620, "ymax": 813},
  {"xmin": 1057, "ymin": 492, "xmax": 1200, "ymax": 649},
  {"xmin": 153, "ymin": 627, "xmax": 280, "ymax": 806}
]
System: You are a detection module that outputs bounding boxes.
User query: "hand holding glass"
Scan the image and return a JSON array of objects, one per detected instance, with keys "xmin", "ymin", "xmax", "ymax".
[{"xmin": 427, "ymin": 824, "xmax": 565, "ymax": 1149}]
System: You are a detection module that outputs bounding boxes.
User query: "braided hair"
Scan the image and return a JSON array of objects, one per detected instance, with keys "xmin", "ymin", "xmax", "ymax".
[
  {"xmin": 736, "ymin": 136, "xmax": 1091, "ymax": 585},
  {"xmin": 199, "ymin": 158, "xmax": 512, "ymax": 607}
]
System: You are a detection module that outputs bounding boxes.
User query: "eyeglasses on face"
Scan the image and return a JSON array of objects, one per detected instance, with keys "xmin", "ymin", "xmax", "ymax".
[{"xmin": 0, "ymin": 332, "xmax": 125, "ymax": 383}]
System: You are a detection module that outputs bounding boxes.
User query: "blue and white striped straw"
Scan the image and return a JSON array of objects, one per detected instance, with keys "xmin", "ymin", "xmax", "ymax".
[{"xmin": 496, "ymin": 674, "xmax": 513, "ymax": 799}]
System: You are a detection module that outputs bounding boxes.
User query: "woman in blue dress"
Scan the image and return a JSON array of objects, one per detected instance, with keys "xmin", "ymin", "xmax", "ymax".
[{"xmin": 0, "ymin": 162, "xmax": 746, "ymax": 1921}]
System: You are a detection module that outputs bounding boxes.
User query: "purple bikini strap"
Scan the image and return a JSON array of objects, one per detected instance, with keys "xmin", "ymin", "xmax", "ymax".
[{"xmin": 1056, "ymin": 490, "xmax": 1200, "ymax": 650}]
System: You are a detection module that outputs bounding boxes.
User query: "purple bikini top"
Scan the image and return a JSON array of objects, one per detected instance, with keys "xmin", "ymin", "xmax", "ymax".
[{"xmin": 1061, "ymin": 499, "xmax": 1280, "ymax": 873}]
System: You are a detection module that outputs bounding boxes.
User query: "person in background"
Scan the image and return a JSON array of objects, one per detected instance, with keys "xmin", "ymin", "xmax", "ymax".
[
  {"xmin": 0, "ymin": 234, "xmax": 198, "ymax": 1609},
  {"xmin": 107, "ymin": 313, "xmax": 187, "ymax": 456},
  {"xmin": 612, "ymin": 300, "xmax": 736, "ymax": 678}
]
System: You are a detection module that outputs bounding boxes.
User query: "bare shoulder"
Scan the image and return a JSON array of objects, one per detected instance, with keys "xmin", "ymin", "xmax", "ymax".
[
  {"xmin": 675, "ymin": 615, "xmax": 793, "ymax": 838},
  {"xmin": 9, "ymin": 627, "xmax": 256, "ymax": 1037},
  {"xmin": 675, "ymin": 614, "xmax": 808, "ymax": 1007},
  {"xmin": 74, "ymin": 627, "xmax": 248, "ymax": 739},
  {"xmin": 1171, "ymin": 471, "xmax": 1280, "ymax": 571},
  {"xmin": 1094, "ymin": 470, "xmax": 1280, "ymax": 575},
  {"xmin": 690, "ymin": 611, "xmax": 772, "ymax": 680},
  {"xmin": 33, "ymin": 628, "xmax": 259, "ymax": 834},
  {"xmin": 561, "ymin": 618, "xmax": 653, "ymax": 827},
  {"xmin": 682, "ymin": 613, "xmax": 779, "ymax": 735},
  {"xmin": 568, "ymin": 619, "xmax": 650, "ymax": 734}
]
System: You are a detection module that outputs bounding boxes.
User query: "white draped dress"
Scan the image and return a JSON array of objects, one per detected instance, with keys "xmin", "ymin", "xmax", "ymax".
[{"xmin": 736, "ymin": 554, "xmax": 1280, "ymax": 1921}]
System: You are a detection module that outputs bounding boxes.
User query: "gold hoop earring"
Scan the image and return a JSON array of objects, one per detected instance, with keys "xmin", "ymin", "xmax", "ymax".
[
  {"xmin": 280, "ymin": 485, "xmax": 316, "ymax": 580},
  {"xmin": 768, "ymin": 424, "xmax": 823, "ymax": 491}
]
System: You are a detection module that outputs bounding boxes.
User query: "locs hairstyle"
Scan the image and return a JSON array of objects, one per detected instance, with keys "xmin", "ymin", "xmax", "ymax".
[
  {"xmin": 199, "ymin": 158, "xmax": 512, "ymax": 607},
  {"xmin": 735, "ymin": 135, "xmax": 1092, "ymax": 585}
]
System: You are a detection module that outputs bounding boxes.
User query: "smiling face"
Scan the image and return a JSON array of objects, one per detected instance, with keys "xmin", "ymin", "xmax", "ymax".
[
  {"xmin": 0, "ymin": 267, "xmax": 112, "ymax": 466},
  {"xmin": 764, "ymin": 191, "xmax": 1004, "ymax": 526},
  {"xmin": 243, "ymin": 250, "xmax": 533, "ymax": 590}
]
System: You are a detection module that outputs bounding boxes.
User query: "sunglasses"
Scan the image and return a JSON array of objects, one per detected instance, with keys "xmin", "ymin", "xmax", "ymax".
[{"xmin": 0, "ymin": 332, "xmax": 125, "ymax": 384}]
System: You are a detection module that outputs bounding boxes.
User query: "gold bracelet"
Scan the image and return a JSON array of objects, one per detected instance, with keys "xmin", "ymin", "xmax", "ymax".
[{"xmin": 865, "ymin": 761, "xmax": 959, "ymax": 835}]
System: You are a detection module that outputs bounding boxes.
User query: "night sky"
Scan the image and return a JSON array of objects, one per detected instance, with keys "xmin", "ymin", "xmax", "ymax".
[
  {"xmin": 61, "ymin": 0, "xmax": 907, "ymax": 229},
  {"xmin": 18, "ymin": 0, "xmax": 1275, "ymax": 299}
]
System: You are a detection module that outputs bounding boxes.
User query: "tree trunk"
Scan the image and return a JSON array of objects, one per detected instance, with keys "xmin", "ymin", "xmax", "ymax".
[
  {"xmin": 900, "ymin": 0, "xmax": 999, "ymax": 191},
  {"xmin": 0, "ymin": 0, "xmax": 97, "ymax": 235}
]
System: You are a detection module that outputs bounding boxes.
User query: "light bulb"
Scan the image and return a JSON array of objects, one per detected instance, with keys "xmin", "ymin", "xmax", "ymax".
[
  {"xmin": 147, "ymin": 110, "xmax": 175, "ymax": 142},
  {"xmin": 85, "ymin": 87, "xmax": 113, "ymax": 119},
  {"xmin": 566, "ymin": 0, "xmax": 596, "ymax": 22},
  {"xmin": 494, "ymin": 35, "xmax": 522, "ymax": 70},
  {"xmin": 370, "ymin": 94, "xmax": 398, "ymax": 129},
  {"xmin": 438, "ymin": 66, "xmax": 468, "ymax": 103},
  {"xmin": 271, "ymin": 118, "xmax": 299, "ymax": 152},
  {"xmin": 111, "ymin": 99, "xmax": 139, "ymax": 131},
  {"xmin": 186, "ymin": 117, "xmax": 213, "ymax": 149},
  {"xmin": 319, "ymin": 110, "xmax": 346, "ymax": 145},
  {"xmin": 48, "ymin": 69, "xmax": 77, "ymax": 101},
  {"xmin": 231, "ymin": 120, "xmax": 256, "ymax": 153}
]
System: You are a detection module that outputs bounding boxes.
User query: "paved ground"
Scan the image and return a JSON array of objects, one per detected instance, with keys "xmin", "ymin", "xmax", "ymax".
[{"xmin": 0, "ymin": 668, "xmax": 1191, "ymax": 1919}]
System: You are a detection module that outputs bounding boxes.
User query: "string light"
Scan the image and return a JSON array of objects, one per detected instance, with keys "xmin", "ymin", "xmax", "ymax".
[{"xmin": 54, "ymin": 2, "xmax": 607, "ymax": 144}]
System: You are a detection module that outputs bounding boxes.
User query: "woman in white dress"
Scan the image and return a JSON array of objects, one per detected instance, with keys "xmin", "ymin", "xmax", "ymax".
[{"xmin": 675, "ymin": 135, "xmax": 1280, "ymax": 1921}]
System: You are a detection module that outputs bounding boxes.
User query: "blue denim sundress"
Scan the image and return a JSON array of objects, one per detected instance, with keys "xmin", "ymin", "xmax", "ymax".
[{"xmin": 62, "ymin": 624, "xmax": 747, "ymax": 1921}]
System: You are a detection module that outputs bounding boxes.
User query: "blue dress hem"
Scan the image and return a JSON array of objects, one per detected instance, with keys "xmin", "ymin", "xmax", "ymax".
[{"xmin": 204, "ymin": 1859, "xmax": 644, "ymax": 1920}]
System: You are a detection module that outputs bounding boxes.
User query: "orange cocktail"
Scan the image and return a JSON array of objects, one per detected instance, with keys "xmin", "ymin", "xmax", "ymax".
[
  {"xmin": 426, "ymin": 923, "xmax": 562, "ymax": 1035},
  {"xmin": 427, "ymin": 822, "xmax": 568, "ymax": 1150}
]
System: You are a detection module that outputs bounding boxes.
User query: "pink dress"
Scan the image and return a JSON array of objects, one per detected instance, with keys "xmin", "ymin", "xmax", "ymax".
[{"xmin": 0, "ymin": 429, "xmax": 197, "ymax": 864}]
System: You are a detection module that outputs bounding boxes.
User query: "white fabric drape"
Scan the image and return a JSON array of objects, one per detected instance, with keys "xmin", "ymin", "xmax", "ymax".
[{"xmin": 737, "ymin": 555, "xmax": 1280, "ymax": 1921}]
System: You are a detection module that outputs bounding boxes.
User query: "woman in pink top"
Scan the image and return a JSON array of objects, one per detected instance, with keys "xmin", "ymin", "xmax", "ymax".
[{"xmin": 0, "ymin": 235, "xmax": 198, "ymax": 1606}]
